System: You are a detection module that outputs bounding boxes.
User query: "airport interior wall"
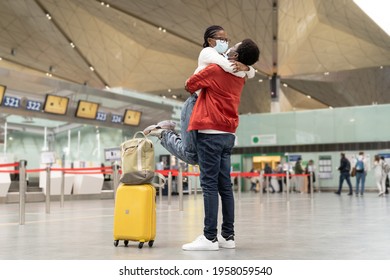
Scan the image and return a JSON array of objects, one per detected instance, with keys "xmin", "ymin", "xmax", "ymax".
[{"xmin": 2, "ymin": 103, "xmax": 389, "ymax": 191}]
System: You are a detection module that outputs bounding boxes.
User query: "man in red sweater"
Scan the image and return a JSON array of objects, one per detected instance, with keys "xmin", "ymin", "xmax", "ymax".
[{"xmin": 182, "ymin": 39, "xmax": 260, "ymax": 250}]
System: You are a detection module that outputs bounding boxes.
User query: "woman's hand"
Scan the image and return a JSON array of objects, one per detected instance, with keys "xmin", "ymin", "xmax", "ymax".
[{"xmin": 230, "ymin": 61, "xmax": 249, "ymax": 72}]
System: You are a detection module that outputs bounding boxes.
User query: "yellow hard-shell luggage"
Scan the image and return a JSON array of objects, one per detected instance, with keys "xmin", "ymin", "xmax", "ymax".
[{"xmin": 113, "ymin": 184, "xmax": 156, "ymax": 248}]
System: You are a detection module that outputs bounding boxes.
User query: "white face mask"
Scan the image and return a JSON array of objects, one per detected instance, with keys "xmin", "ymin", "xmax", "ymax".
[
  {"xmin": 358, "ymin": 155, "xmax": 363, "ymax": 161},
  {"xmin": 214, "ymin": 40, "xmax": 229, "ymax": 54}
]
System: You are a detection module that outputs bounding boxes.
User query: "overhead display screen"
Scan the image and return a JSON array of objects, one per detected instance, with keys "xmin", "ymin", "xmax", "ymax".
[
  {"xmin": 0, "ymin": 84, "xmax": 6, "ymax": 105},
  {"xmin": 75, "ymin": 100, "xmax": 99, "ymax": 119},
  {"xmin": 123, "ymin": 109, "xmax": 141, "ymax": 126},
  {"xmin": 43, "ymin": 94, "xmax": 69, "ymax": 115}
]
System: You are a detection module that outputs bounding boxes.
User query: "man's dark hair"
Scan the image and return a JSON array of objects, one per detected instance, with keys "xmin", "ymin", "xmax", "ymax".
[
  {"xmin": 236, "ymin": 39, "xmax": 260, "ymax": 66},
  {"xmin": 203, "ymin": 25, "xmax": 224, "ymax": 48}
]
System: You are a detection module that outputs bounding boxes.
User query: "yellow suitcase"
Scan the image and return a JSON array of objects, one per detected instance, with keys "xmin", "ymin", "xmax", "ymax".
[{"xmin": 113, "ymin": 184, "xmax": 156, "ymax": 248}]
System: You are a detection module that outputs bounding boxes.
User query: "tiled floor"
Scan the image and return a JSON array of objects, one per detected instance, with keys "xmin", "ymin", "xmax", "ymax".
[{"xmin": 0, "ymin": 190, "xmax": 389, "ymax": 260}]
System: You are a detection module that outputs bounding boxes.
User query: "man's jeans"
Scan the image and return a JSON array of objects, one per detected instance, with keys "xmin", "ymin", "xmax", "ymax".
[
  {"xmin": 160, "ymin": 94, "xmax": 198, "ymax": 165},
  {"xmin": 337, "ymin": 172, "xmax": 353, "ymax": 193},
  {"xmin": 197, "ymin": 133, "xmax": 235, "ymax": 240},
  {"xmin": 355, "ymin": 171, "xmax": 366, "ymax": 194}
]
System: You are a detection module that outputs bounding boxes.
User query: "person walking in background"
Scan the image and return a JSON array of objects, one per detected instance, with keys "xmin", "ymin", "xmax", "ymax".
[
  {"xmin": 335, "ymin": 153, "xmax": 353, "ymax": 195},
  {"xmin": 373, "ymin": 155, "xmax": 386, "ymax": 196},
  {"xmin": 354, "ymin": 151, "xmax": 368, "ymax": 196}
]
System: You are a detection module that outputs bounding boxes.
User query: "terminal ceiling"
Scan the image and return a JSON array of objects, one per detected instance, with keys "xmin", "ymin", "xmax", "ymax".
[{"xmin": 0, "ymin": 0, "xmax": 389, "ymax": 133}]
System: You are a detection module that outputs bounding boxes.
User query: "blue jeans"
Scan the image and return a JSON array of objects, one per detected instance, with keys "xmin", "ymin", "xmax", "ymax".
[
  {"xmin": 197, "ymin": 133, "xmax": 235, "ymax": 240},
  {"xmin": 355, "ymin": 171, "xmax": 366, "ymax": 194},
  {"xmin": 337, "ymin": 172, "xmax": 353, "ymax": 193},
  {"xmin": 160, "ymin": 94, "xmax": 198, "ymax": 165}
]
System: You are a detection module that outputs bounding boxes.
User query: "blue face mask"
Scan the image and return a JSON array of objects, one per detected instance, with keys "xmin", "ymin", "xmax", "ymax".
[{"xmin": 214, "ymin": 40, "xmax": 229, "ymax": 54}]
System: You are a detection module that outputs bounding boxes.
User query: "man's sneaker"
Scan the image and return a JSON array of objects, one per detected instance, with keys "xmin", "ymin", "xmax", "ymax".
[
  {"xmin": 218, "ymin": 234, "xmax": 235, "ymax": 249},
  {"xmin": 143, "ymin": 120, "xmax": 176, "ymax": 135},
  {"xmin": 182, "ymin": 235, "xmax": 219, "ymax": 251}
]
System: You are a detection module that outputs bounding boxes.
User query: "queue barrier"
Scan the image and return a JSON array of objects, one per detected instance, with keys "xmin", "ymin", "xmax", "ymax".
[{"xmin": 1, "ymin": 162, "xmax": 317, "ymax": 224}]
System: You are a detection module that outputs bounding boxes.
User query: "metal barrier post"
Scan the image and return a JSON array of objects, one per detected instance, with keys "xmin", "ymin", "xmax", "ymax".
[
  {"xmin": 178, "ymin": 168, "xmax": 183, "ymax": 211},
  {"xmin": 19, "ymin": 160, "xmax": 27, "ymax": 225},
  {"xmin": 266, "ymin": 175, "xmax": 270, "ymax": 197},
  {"xmin": 237, "ymin": 174, "xmax": 242, "ymax": 200},
  {"xmin": 286, "ymin": 171, "xmax": 290, "ymax": 203},
  {"xmin": 45, "ymin": 166, "xmax": 51, "ymax": 213},
  {"xmin": 194, "ymin": 172, "xmax": 198, "ymax": 196},
  {"xmin": 158, "ymin": 176, "xmax": 163, "ymax": 204},
  {"xmin": 112, "ymin": 164, "xmax": 119, "ymax": 197},
  {"xmin": 60, "ymin": 170, "xmax": 65, "ymax": 207},
  {"xmin": 310, "ymin": 172, "xmax": 314, "ymax": 200},
  {"xmin": 168, "ymin": 171, "xmax": 172, "ymax": 205}
]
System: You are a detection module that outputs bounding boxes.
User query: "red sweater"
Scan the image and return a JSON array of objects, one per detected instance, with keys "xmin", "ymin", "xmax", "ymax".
[{"xmin": 186, "ymin": 64, "xmax": 245, "ymax": 133}]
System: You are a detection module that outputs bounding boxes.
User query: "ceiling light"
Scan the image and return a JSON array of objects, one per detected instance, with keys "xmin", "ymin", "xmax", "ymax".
[
  {"xmin": 353, "ymin": 0, "xmax": 390, "ymax": 36},
  {"xmin": 46, "ymin": 13, "xmax": 52, "ymax": 20},
  {"xmin": 100, "ymin": 1, "xmax": 105, "ymax": 5},
  {"xmin": 89, "ymin": 66, "xmax": 95, "ymax": 71},
  {"xmin": 324, "ymin": 72, "xmax": 329, "ymax": 75},
  {"xmin": 0, "ymin": 57, "xmax": 2, "ymax": 60},
  {"xmin": 329, "ymin": 106, "xmax": 333, "ymax": 109},
  {"xmin": 258, "ymin": 79, "xmax": 263, "ymax": 83},
  {"xmin": 283, "ymin": 83, "xmax": 288, "ymax": 87},
  {"xmin": 106, "ymin": 4, "xmax": 110, "ymax": 8},
  {"xmin": 172, "ymin": 95, "xmax": 177, "ymax": 99},
  {"xmin": 307, "ymin": 95, "xmax": 311, "ymax": 99},
  {"xmin": 167, "ymin": 89, "xmax": 171, "ymax": 93},
  {"xmin": 379, "ymin": 66, "xmax": 383, "ymax": 69},
  {"xmin": 70, "ymin": 42, "xmax": 75, "ymax": 48},
  {"xmin": 105, "ymin": 85, "xmax": 110, "ymax": 89}
]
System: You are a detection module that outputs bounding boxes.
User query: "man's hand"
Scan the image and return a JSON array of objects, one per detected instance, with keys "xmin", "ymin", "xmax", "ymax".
[{"xmin": 230, "ymin": 61, "xmax": 250, "ymax": 72}]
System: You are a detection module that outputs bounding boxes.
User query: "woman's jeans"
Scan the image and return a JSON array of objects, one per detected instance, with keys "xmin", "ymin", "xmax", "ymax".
[{"xmin": 160, "ymin": 94, "xmax": 198, "ymax": 165}]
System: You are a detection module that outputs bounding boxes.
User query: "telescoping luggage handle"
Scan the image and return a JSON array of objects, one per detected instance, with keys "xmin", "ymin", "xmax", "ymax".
[{"xmin": 133, "ymin": 131, "xmax": 166, "ymax": 189}]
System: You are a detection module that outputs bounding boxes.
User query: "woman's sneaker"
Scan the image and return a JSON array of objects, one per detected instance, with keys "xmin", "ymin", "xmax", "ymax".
[
  {"xmin": 182, "ymin": 235, "xmax": 219, "ymax": 251},
  {"xmin": 218, "ymin": 234, "xmax": 235, "ymax": 249},
  {"xmin": 143, "ymin": 120, "xmax": 176, "ymax": 136}
]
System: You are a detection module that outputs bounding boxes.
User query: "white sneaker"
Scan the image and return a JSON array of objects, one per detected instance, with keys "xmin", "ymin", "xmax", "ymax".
[
  {"xmin": 143, "ymin": 120, "xmax": 176, "ymax": 136},
  {"xmin": 218, "ymin": 234, "xmax": 236, "ymax": 249},
  {"xmin": 182, "ymin": 235, "xmax": 219, "ymax": 251}
]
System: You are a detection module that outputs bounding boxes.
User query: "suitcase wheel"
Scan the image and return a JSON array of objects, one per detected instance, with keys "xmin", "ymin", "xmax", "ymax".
[
  {"xmin": 148, "ymin": 240, "xmax": 154, "ymax": 247},
  {"xmin": 124, "ymin": 240, "xmax": 129, "ymax": 247},
  {"xmin": 138, "ymin": 242, "xmax": 144, "ymax": 249},
  {"xmin": 113, "ymin": 240, "xmax": 119, "ymax": 247}
]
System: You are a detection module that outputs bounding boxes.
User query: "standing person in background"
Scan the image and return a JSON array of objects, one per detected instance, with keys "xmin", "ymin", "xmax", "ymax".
[
  {"xmin": 373, "ymin": 155, "xmax": 386, "ymax": 196},
  {"xmin": 249, "ymin": 168, "xmax": 260, "ymax": 192},
  {"xmin": 305, "ymin": 160, "xmax": 316, "ymax": 193},
  {"xmin": 335, "ymin": 153, "xmax": 353, "ymax": 195},
  {"xmin": 263, "ymin": 163, "xmax": 275, "ymax": 193},
  {"xmin": 294, "ymin": 157, "xmax": 304, "ymax": 193},
  {"xmin": 275, "ymin": 162, "xmax": 284, "ymax": 193},
  {"xmin": 354, "ymin": 151, "xmax": 368, "ymax": 196}
]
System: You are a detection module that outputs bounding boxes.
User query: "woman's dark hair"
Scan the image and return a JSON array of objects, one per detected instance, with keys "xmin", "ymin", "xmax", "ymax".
[
  {"xmin": 203, "ymin": 25, "xmax": 224, "ymax": 48},
  {"xmin": 236, "ymin": 39, "xmax": 260, "ymax": 66}
]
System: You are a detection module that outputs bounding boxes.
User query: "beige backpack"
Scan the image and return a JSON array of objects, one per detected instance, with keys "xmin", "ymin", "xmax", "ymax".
[{"xmin": 120, "ymin": 131, "xmax": 160, "ymax": 185}]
